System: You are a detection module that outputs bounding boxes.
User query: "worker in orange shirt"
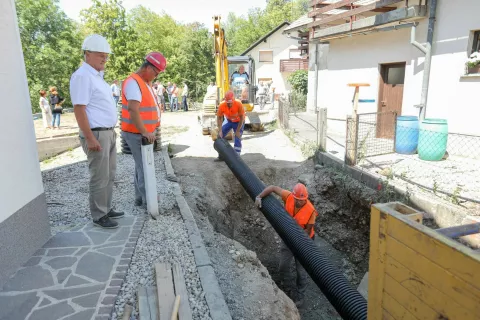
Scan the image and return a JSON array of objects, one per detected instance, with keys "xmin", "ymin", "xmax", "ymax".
[
  {"xmin": 215, "ymin": 90, "xmax": 245, "ymax": 160},
  {"xmin": 255, "ymin": 183, "xmax": 318, "ymax": 308}
]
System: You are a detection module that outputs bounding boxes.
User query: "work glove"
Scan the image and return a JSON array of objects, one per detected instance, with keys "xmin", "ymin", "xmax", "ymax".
[{"xmin": 255, "ymin": 197, "xmax": 262, "ymax": 208}]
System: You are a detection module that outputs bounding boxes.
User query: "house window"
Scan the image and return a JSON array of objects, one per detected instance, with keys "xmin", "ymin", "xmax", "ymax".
[
  {"xmin": 289, "ymin": 49, "xmax": 302, "ymax": 59},
  {"xmin": 472, "ymin": 30, "xmax": 480, "ymax": 54},
  {"xmin": 259, "ymin": 50, "xmax": 273, "ymax": 63}
]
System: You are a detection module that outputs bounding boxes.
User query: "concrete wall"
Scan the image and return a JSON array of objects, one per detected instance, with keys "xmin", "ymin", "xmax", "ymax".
[
  {"xmin": 311, "ymin": 0, "xmax": 480, "ymax": 135},
  {"xmin": 0, "ymin": 0, "xmax": 51, "ymax": 287},
  {"xmin": 246, "ymin": 26, "xmax": 301, "ymax": 94},
  {"xmin": 37, "ymin": 136, "xmax": 81, "ymax": 161}
]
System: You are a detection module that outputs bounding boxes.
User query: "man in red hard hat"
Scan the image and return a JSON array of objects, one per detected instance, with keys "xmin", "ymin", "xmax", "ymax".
[
  {"xmin": 121, "ymin": 52, "xmax": 166, "ymax": 208},
  {"xmin": 215, "ymin": 90, "xmax": 245, "ymax": 160},
  {"xmin": 255, "ymin": 183, "xmax": 318, "ymax": 308}
]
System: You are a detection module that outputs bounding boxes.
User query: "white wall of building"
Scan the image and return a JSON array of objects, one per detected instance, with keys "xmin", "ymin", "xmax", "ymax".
[
  {"xmin": 312, "ymin": 0, "xmax": 480, "ymax": 135},
  {"xmin": 246, "ymin": 26, "xmax": 301, "ymax": 94},
  {"xmin": 0, "ymin": 0, "xmax": 44, "ymax": 223}
]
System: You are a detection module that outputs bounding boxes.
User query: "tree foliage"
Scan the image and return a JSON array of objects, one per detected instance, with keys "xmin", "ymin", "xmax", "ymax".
[{"xmin": 287, "ymin": 70, "xmax": 308, "ymax": 95}]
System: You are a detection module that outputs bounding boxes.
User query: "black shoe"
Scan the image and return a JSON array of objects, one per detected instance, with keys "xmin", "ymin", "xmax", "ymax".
[
  {"xmin": 108, "ymin": 209, "xmax": 125, "ymax": 219},
  {"xmin": 93, "ymin": 216, "xmax": 119, "ymax": 229},
  {"xmin": 134, "ymin": 198, "xmax": 143, "ymax": 206}
]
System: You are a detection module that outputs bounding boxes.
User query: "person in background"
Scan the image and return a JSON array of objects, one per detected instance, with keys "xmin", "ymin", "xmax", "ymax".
[
  {"xmin": 182, "ymin": 82, "xmax": 188, "ymax": 112},
  {"xmin": 156, "ymin": 81, "xmax": 166, "ymax": 112},
  {"xmin": 120, "ymin": 52, "xmax": 166, "ymax": 208},
  {"xmin": 111, "ymin": 79, "xmax": 120, "ymax": 107},
  {"xmin": 167, "ymin": 82, "xmax": 173, "ymax": 110},
  {"xmin": 207, "ymin": 81, "xmax": 215, "ymax": 91},
  {"xmin": 215, "ymin": 90, "xmax": 245, "ymax": 159},
  {"xmin": 171, "ymin": 83, "xmax": 179, "ymax": 111},
  {"xmin": 70, "ymin": 34, "xmax": 124, "ymax": 229},
  {"xmin": 39, "ymin": 90, "xmax": 52, "ymax": 129},
  {"xmin": 49, "ymin": 86, "xmax": 64, "ymax": 129},
  {"xmin": 255, "ymin": 183, "xmax": 318, "ymax": 308}
]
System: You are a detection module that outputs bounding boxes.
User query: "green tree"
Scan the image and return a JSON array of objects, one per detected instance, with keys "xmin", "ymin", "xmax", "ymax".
[
  {"xmin": 287, "ymin": 70, "xmax": 308, "ymax": 95},
  {"xmin": 16, "ymin": 0, "xmax": 82, "ymax": 112}
]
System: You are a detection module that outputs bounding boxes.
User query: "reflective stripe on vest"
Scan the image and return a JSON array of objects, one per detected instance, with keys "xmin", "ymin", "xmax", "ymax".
[
  {"xmin": 121, "ymin": 73, "xmax": 159, "ymax": 134},
  {"xmin": 285, "ymin": 194, "xmax": 316, "ymax": 238}
]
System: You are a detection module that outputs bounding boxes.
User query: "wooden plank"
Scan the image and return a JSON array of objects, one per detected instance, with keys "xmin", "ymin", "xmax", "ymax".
[
  {"xmin": 382, "ymin": 291, "xmax": 417, "ymax": 320},
  {"xmin": 308, "ymin": 0, "xmax": 403, "ymax": 28},
  {"xmin": 385, "ymin": 255, "xmax": 476, "ymax": 319},
  {"xmin": 367, "ymin": 206, "xmax": 388, "ymax": 320},
  {"xmin": 384, "ymin": 274, "xmax": 440, "ymax": 319},
  {"xmin": 308, "ymin": 0, "xmax": 356, "ymax": 18},
  {"xmin": 147, "ymin": 287, "xmax": 159, "ymax": 320},
  {"xmin": 155, "ymin": 263, "xmax": 176, "ymax": 320},
  {"xmin": 172, "ymin": 263, "xmax": 193, "ymax": 320},
  {"xmin": 138, "ymin": 287, "xmax": 152, "ymax": 320},
  {"xmin": 382, "ymin": 310, "xmax": 396, "ymax": 320},
  {"xmin": 309, "ymin": 0, "xmax": 330, "ymax": 7},
  {"xmin": 386, "ymin": 214, "xmax": 480, "ymax": 289},
  {"xmin": 385, "ymin": 236, "xmax": 480, "ymax": 315}
]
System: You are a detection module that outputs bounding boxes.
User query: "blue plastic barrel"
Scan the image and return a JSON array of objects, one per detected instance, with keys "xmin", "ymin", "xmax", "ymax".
[
  {"xmin": 395, "ymin": 116, "xmax": 419, "ymax": 154},
  {"xmin": 418, "ymin": 118, "xmax": 448, "ymax": 161}
]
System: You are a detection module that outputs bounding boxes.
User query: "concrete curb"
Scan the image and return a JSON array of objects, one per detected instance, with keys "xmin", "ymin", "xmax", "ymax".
[
  {"xmin": 315, "ymin": 151, "xmax": 479, "ymax": 247},
  {"xmin": 162, "ymin": 149, "xmax": 233, "ymax": 320}
]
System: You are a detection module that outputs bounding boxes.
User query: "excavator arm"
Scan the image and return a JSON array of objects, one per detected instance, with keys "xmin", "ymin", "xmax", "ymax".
[{"xmin": 213, "ymin": 15, "xmax": 229, "ymax": 104}]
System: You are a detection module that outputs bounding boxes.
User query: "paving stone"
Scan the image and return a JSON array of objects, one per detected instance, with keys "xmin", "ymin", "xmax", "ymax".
[
  {"xmin": 110, "ymin": 279, "xmax": 122, "ymax": 287},
  {"xmin": 43, "ymin": 232, "xmax": 91, "ymax": 248},
  {"xmin": 39, "ymin": 298, "xmax": 52, "ymax": 307},
  {"xmin": 65, "ymin": 275, "xmax": 92, "ymax": 287},
  {"xmin": 112, "ymin": 273, "xmax": 126, "ymax": 279},
  {"xmin": 123, "ymin": 248, "xmax": 134, "ymax": 254},
  {"xmin": 45, "ymin": 257, "xmax": 77, "ymax": 269},
  {"xmin": 96, "ymin": 247, "xmax": 123, "ymax": 256},
  {"xmin": 105, "ymin": 287, "xmax": 120, "ymax": 295},
  {"xmin": 101, "ymin": 295, "xmax": 117, "ymax": 305},
  {"xmin": 116, "ymin": 217, "xmax": 135, "ymax": 226},
  {"xmin": 0, "ymin": 292, "xmax": 39, "ymax": 320},
  {"xmin": 86, "ymin": 231, "xmax": 113, "ymax": 245},
  {"xmin": 98, "ymin": 306, "xmax": 113, "ymax": 315},
  {"xmin": 24, "ymin": 256, "xmax": 42, "ymax": 267},
  {"xmin": 28, "ymin": 301, "xmax": 74, "ymax": 320},
  {"xmin": 76, "ymin": 252, "xmax": 115, "ymax": 282},
  {"xmin": 62, "ymin": 309, "xmax": 95, "ymax": 320},
  {"xmin": 33, "ymin": 249, "xmax": 46, "ymax": 256},
  {"xmin": 72, "ymin": 292, "xmax": 101, "ymax": 308},
  {"xmin": 44, "ymin": 284, "xmax": 105, "ymax": 300},
  {"xmin": 69, "ymin": 225, "xmax": 85, "ymax": 231},
  {"xmin": 109, "ymin": 227, "xmax": 131, "ymax": 241},
  {"xmin": 121, "ymin": 253, "xmax": 132, "ymax": 259},
  {"xmin": 95, "ymin": 316, "xmax": 110, "ymax": 320},
  {"xmin": 47, "ymin": 248, "xmax": 78, "ymax": 256},
  {"xmin": 74, "ymin": 247, "xmax": 89, "ymax": 256},
  {"xmin": 93, "ymin": 241, "xmax": 125, "ymax": 249},
  {"xmin": 57, "ymin": 270, "xmax": 72, "ymax": 284},
  {"xmin": 2, "ymin": 266, "xmax": 54, "ymax": 291},
  {"xmin": 118, "ymin": 259, "xmax": 130, "ymax": 266},
  {"xmin": 125, "ymin": 242, "xmax": 135, "ymax": 247},
  {"xmin": 116, "ymin": 266, "xmax": 128, "ymax": 272}
]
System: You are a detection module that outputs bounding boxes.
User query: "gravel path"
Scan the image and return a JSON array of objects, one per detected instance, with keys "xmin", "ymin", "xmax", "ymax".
[{"xmin": 42, "ymin": 147, "xmax": 211, "ymax": 319}]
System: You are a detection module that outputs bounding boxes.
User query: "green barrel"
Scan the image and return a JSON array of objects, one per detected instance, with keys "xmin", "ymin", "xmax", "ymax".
[{"xmin": 418, "ymin": 118, "xmax": 448, "ymax": 161}]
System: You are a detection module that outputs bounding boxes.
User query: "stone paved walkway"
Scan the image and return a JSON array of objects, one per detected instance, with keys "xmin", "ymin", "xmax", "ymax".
[{"xmin": 0, "ymin": 215, "xmax": 145, "ymax": 320}]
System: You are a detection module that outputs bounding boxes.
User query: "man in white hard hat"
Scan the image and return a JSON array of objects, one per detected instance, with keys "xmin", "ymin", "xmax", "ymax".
[{"xmin": 70, "ymin": 34, "xmax": 124, "ymax": 229}]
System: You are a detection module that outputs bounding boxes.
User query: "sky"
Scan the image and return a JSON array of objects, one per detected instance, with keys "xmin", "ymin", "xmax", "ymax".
[{"xmin": 59, "ymin": 0, "xmax": 267, "ymax": 30}]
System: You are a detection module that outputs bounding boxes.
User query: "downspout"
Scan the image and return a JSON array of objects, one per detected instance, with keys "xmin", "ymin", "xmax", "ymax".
[
  {"xmin": 411, "ymin": 0, "xmax": 438, "ymax": 120},
  {"xmin": 313, "ymin": 44, "xmax": 319, "ymax": 113}
]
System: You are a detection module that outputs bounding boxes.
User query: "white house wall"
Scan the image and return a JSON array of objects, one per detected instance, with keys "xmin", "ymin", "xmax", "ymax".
[
  {"xmin": 312, "ymin": 0, "xmax": 480, "ymax": 135},
  {"xmin": 247, "ymin": 27, "xmax": 301, "ymax": 94}
]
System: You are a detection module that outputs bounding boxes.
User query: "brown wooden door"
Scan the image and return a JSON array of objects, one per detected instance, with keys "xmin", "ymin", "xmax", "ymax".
[{"xmin": 377, "ymin": 63, "xmax": 405, "ymax": 138}]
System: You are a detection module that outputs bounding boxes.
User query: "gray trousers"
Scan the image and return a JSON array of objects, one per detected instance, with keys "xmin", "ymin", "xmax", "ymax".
[
  {"xmin": 279, "ymin": 241, "xmax": 308, "ymax": 299},
  {"xmin": 121, "ymin": 131, "xmax": 146, "ymax": 203},
  {"xmin": 80, "ymin": 130, "xmax": 117, "ymax": 221}
]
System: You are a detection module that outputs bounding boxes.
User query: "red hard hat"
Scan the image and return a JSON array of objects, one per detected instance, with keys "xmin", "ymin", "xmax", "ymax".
[
  {"xmin": 292, "ymin": 183, "xmax": 308, "ymax": 200},
  {"xmin": 145, "ymin": 52, "xmax": 167, "ymax": 72},
  {"xmin": 225, "ymin": 91, "xmax": 234, "ymax": 103}
]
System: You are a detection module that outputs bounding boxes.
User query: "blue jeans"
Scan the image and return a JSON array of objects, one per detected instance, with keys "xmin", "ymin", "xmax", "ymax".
[
  {"xmin": 52, "ymin": 113, "xmax": 61, "ymax": 127},
  {"xmin": 182, "ymin": 96, "xmax": 188, "ymax": 111},
  {"xmin": 222, "ymin": 120, "xmax": 244, "ymax": 154},
  {"xmin": 172, "ymin": 97, "xmax": 178, "ymax": 111},
  {"xmin": 113, "ymin": 96, "xmax": 119, "ymax": 106},
  {"xmin": 168, "ymin": 94, "xmax": 172, "ymax": 110}
]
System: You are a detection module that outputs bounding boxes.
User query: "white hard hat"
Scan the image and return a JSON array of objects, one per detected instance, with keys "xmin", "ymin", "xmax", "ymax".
[{"xmin": 82, "ymin": 34, "xmax": 112, "ymax": 54}]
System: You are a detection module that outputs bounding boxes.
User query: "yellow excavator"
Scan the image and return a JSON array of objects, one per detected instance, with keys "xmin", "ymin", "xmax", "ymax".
[{"xmin": 201, "ymin": 16, "xmax": 275, "ymax": 135}]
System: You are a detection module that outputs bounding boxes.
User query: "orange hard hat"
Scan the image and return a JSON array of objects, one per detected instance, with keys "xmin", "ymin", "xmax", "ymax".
[
  {"xmin": 292, "ymin": 183, "xmax": 308, "ymax": 200},
  {"xmin": 145, "ymin": 52, "xmax": 167, "ymax": 72},
  {"xmin": 225, "ymin": 90, "xmax": 234, "ymax": 103}
]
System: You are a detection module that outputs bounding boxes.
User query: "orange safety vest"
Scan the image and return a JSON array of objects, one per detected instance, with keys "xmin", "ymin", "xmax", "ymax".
[
  {"xmin": 285, "ymin": 194, "xmax": 317, "ymax": 238},
  {"xmin": 121, "ymin": 73, "xmax": 159, "ymax": 133}
]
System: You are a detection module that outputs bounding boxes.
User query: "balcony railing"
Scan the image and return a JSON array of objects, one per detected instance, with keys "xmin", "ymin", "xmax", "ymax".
[{"xmin": 280, "ymin": 59, "xmax": 309, "ymax": 72}]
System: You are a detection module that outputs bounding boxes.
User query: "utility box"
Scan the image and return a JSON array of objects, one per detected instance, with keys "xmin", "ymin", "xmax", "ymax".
[{"xmin": 368, "ymin": 202, "xmax": 480, "ymax": 320}]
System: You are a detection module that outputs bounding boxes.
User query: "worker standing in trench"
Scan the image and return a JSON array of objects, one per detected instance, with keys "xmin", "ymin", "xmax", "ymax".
[
  {"xmin": 255, "ymin": 183, "xmax": 318, "ymax": 308},
  {"xmin": 120, "ymin": 52, "xmax": 166, "ymax": 208},
  {"xmin": 215, "ymin": 90, "xmax": 245, "ymax": 160}
]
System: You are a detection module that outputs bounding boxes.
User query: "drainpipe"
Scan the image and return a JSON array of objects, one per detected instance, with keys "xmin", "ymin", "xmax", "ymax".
[
  {"xmin": 313, "ymin": 44, "xmax": 319, "ymax": 113},
  {"xmin": 411, "ymin": 0, "xmax": 438, "ymax": 120}
]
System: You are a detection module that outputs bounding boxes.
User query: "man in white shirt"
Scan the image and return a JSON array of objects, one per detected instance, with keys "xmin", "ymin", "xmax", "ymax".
[
  {"xmin": 156, "ymin": 81, "xmax": 165, "ymax": 111},
  {"xmin": 182, "ymin": 82, "xmax": 188, "ymax": 112},
  {"xmin": 111, "ymin": 80, "xmax": 120, "ymax": 107},
  {"xmin": 70, "ymin": 34, "xmax": 124, "ymax": 229}
]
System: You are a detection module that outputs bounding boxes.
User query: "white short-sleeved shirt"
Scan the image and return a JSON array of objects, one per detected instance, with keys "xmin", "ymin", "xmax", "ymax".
[
  {"xmin": 70, "ymin": 62, "xmax": 117, "ymax": 128},
  {"xmin": 123, "ymin": 77, "xmax": 157, "ymax": 103},
  {"xmin": 111, "ymin": 83, "xmax": 120, "ymax": 96}
]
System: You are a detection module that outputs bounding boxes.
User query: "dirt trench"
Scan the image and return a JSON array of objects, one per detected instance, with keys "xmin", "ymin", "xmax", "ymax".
[{"xmin": 172, "ymin": 152, "xmax": 381, "ymax": 320}]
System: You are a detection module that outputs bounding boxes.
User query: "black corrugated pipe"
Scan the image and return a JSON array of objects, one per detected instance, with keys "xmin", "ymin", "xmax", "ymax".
[{"xmin": 214, "ymin": 138, "xmax": 368, "ymax": 320}]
